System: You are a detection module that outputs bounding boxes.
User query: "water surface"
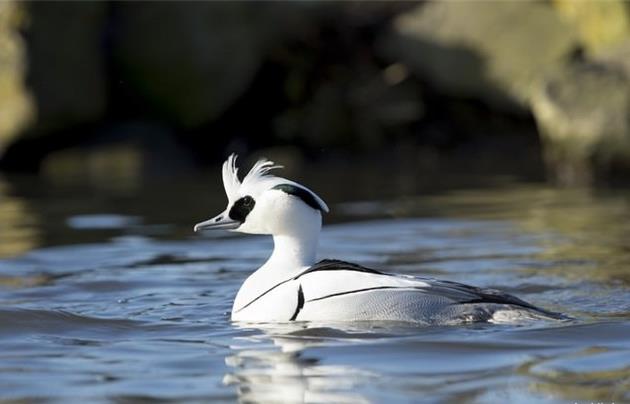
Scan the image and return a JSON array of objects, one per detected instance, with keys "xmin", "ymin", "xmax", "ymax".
[{"xmin": 1, "ymin": 172, "xmax": 629, "ymax": 403}]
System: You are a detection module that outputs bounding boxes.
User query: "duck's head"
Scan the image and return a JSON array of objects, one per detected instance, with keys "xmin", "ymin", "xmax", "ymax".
[{"xmin": 194, "ymin": 154, "xmax": 329, "ymax": 236}]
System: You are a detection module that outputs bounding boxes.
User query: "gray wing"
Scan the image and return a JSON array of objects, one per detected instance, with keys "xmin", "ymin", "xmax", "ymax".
[{"xmin": 303, "ymin": 259, "xmax": 564, "ymax": 320}]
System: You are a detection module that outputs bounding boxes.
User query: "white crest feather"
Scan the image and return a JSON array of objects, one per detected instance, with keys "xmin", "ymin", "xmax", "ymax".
[
  {"xmin": 242, "ymin": 158, "xmax": 283, "ymax": 189},
  {"xmin": 222, "ymin": 154, "xmax": 241, "ymax": 203},
  {"xmin": 221, "ymin": 154, "xmax": 283, "ymax": 202}
]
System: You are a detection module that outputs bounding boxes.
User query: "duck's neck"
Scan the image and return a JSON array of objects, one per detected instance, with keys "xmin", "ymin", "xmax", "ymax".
[
  {"xmin": 233, "ymin": 222, "xmax": 321, "ymax": 313},
  {"xmin": 262, "ymin": 211, "xmax": 322, "ymax": 273},
  {"xmin": 265, "ymin": 231, "xmax": 319, "ymax": 271}
]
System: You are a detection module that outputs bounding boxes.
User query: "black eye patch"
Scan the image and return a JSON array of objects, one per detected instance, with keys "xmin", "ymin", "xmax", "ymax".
[
  {"xmin": 229, "ymin": 195, "xmax": 256, "ymax": 222},
  {"xmin": 272, "ymin": 184, "xmax": 325, "ymax": 212}
]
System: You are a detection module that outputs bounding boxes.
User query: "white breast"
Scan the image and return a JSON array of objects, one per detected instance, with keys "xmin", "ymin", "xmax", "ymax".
[
  {"xmin": 231, "ymin": 270, "xmax": 434, "ymax": 322},
  {"xmin": 231, "ymin": 278, "xmax": 301, "ymax": 322}
]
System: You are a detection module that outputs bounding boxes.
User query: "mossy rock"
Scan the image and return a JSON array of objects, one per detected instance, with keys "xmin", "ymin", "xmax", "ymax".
[
  {"xmin": 531, "ymin": 61, "xmax": 630, "ymax": 185},
  {"xmin": 553, "ymin": 0, "xmax": 630, "ymax": 55},
  {"xmin": 378, "ymin": 1, "xmax": 577, "ymax": 110},
  {"xmin": 0, "ymin": 1, "xmax": 32, "ymax": 153}
]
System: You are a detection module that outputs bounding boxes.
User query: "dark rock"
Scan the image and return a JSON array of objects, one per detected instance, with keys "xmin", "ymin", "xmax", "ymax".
[
  {"xmin": 531, "ymin": 60, "xmax": 630, "ymax": 185},
  {"xmin": 24, "ymin": 1, "xmax": 108, "ymax": 135},
  {"xmin": 111, "ymin": 2, "xmax": 269, "ymax": 128}
]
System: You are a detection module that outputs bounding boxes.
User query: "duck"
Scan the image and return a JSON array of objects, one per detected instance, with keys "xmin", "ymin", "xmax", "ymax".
[{"xmin": 194, "ymin": 154, "xmax": 565, "ymax": 324}]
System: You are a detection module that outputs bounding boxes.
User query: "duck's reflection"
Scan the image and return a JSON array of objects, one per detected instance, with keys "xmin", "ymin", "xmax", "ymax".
[{"xmin": 223, "ymin": 322, "xmax": 387, "ymax": 403}]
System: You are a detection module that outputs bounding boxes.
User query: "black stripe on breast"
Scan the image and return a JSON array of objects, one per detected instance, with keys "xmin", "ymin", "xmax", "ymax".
[
  {"xmin": 289, "ymin": 285, "xmax": 305, "ymax": 321},
  {"xmin": 234, "ymin": 260, "xmax": 389, "ymax": 314},
  {"xmin": 233, "ymin": 278, "xmax": 294, "ymax": 313}
]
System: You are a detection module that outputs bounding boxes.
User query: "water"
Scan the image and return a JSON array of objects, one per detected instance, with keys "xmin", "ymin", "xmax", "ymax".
[{"xmin": 1, "ymin": 169, "xmax": 629, "ymax": 403}]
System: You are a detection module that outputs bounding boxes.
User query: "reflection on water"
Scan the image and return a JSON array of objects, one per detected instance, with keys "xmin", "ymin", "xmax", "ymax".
[
  {"xmin": 225, "ymin": 323, "xmax": 386, "ymax": 403},
  {"xmin": 529, "ymin": 346, "xmax": 630, "ymax": 402},
  {"xmin": 0, "ymin": 177, "xmax": 40, "ymax": 259},
  {"xmin": 424, "ymin": 187, "xmax": 630, "ymax": 285},
  {"xmin": 225, "ymin": 320, "xmax": 630, "ymax": 404},
  {"xmin": 341, "ymin": 185, "xmax": 630, "ymax": 285},
  {"xmin": 0, "ymin": 171, "xmax": 629, "ymax": 403}
]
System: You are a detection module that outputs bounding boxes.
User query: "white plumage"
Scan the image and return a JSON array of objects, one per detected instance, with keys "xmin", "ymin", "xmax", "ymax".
[{"xmin": 194, "ymin": 154, "xmax": 565, "ymax": 324}]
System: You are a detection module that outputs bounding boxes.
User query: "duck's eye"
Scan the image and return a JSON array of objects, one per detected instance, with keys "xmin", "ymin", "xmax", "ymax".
[
  {"xmin": 229, "ymin": 195, "xmax": 256, "ymax": 222},
  {"xmin": 241, "ymin": 196, "xmax": 254, "ymax": 207}
]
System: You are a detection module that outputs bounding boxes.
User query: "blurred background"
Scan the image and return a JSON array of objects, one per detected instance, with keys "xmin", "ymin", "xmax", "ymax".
[
  {"xmin": 2, "ymin": 1, "xmax": 630, "ymax": 182},
  {"xmin": 2, "ymin": 1, "xmax": 630, "ymax": 257}
]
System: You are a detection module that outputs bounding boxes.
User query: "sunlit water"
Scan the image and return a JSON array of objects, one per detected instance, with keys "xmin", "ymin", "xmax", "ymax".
[{"xmin": 1, "ymin": 172, "xmax": 629, "ymax": 403}]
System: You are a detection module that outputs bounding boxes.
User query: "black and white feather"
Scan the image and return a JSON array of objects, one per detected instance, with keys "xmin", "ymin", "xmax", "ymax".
[
  {"xmin": 195, "ymin": 155, "xmax": 566, "ymax": 324},
  {"xmin": 232, "ymin": 259, "xmax": 566, "ymax": 324}
]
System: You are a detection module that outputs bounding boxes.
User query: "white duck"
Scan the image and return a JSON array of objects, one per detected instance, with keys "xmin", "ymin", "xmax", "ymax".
[{"xmin": 194, "ymin": 154, "xmax": 564, "ymax": 324}]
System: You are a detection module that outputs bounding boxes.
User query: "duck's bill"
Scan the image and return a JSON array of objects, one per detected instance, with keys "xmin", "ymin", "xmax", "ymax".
[{"xmin": 194, "ymin": 214, "xmax": 240, "ymax": 232}]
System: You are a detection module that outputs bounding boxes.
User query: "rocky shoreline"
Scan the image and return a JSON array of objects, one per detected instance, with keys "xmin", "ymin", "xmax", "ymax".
[{"xmin": 1, "ymin": 1, "xmax": 629, "ymax": 185}]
